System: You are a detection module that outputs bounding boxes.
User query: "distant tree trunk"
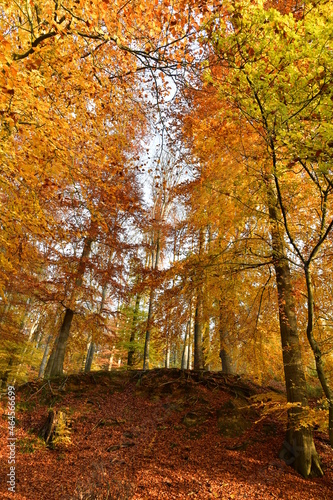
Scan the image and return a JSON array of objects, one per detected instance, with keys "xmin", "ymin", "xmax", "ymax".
[
  {"xmin": 165, "ymin": 344, "xmax": 170, "ymax": 368},
  {"xmin": 35, "ymin": 328, "xmax": 43, "ymax": 349},
  {"xmin": 187, "ymin": 343, "xmax": 192, "ymax": 370},
  {"xmin": 127, "ymin": 293, "xmax": 140, "ymax": 367},
  {"xmin": 84, "ymin": 282, "xmax": 108, "ymax": 373},
  {"xmin": 108, "ymin": 346, "xmax": 115, "ymax": 371},
  {"xmin": 193, "ymin": 294, "xmax": 204, "ymax": 370},
  {"xmin": 265, "ymin": 173, "xmax": 323, "ymax": 477},
  {"xmin": 194, "ymin": 228, "xmax": 204, "ymax": 370},
  {"xmin": 143, "ymin": 230, "xmax": 161, "ymax": 370},
  {"xmin": 14, "ymin": 314, "xmax": 40, "ymax": 383},
  {"xmin": 219, "ymin": 301, "xmax": 232, "ymax": 374},
  {"xmin": 84, "ymin": 342, "xmax": 95, "ymax": 372},
  {"xmin": 45, "ymin": 236, "xmax": 93, "ymax": 378},
  {"xmin": 203, "ymin": 322, "xmax": 210, "ymax": 371},
  {"xmin": 143, "ymin": 290, "xmax": 154, "ymax": 370},
  {"xmin": 38, "ymin": 335, "xmax": 52, "ymax": 378},
  {"xmin": 181, "ymin": 321, "xmax": 190, "ymax": 370}
]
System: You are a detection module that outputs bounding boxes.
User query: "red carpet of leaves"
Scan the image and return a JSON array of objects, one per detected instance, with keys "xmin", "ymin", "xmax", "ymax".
[{"xmin": 0, "ymin": 369, "xmax": 332, "ymax": 499}]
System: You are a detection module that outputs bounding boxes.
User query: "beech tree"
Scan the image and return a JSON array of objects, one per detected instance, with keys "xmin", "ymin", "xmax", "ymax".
[{"xmin": 182, "ymin": 0, "xmax": 333, "ymax": 476}]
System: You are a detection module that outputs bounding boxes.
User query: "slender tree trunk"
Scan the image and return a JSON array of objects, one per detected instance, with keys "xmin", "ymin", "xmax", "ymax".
[
  {"xmin": 187, "ymin": 300, "xmax": 193, "ymax": 370},
  {"xmin": 265, "ymin": 174, "xmax": 323, "ymax": 477},
  {"xmin": 127, "ymin": 293, "xmax": 140, "ymax": 367},
  {"xmin": 143, "ymin": 290, "xmax": 154, "ymax": 370},
  {"xmin": 219, "ymin": 300, "xmax": 232, "ymax": 374},
  {"xmin": 108, "ymin": 346, "xmax": 115, "ymax": 371},
  {"xmin": 305, "ymin": 265, "xmax": 333, "ymax": 447},
  {"xmin": 84, "ymin": 342, "xmax": 95, "ymax": 372},
  {"xmin": 194, "ymin": 228, "xmax": 204, "ymax": 370},
  {"xmin": 45, "ymin": 236, "xmax": 93, "ymax": 378},
  {"xmin": 194, "ymin": 294, "xmax": 204, "ymax": 370},
  {"xmin": 143, "ymin": 231, "xmax": 161, "ymax": 370},
  {"xmin": 84, "ymin": 282, "xmax": 108, "ymax": 373},
  {"xmin": 181, "ymin": 321, "xmax": 190, "ymax": 370},
  {"xmin": 14, "ymin": 315, "xmax": 40, "ymax": 383},
  {"xmin": 165, "ymin": 344, "xmax": 170, "ymax": 368},
  {"xmin": 38, "ymin": 335, "xmax": 52, "ymax": 378},
  {"xmin": 203, "ymin": 322, "xmax": 210, "ymax": 371}
]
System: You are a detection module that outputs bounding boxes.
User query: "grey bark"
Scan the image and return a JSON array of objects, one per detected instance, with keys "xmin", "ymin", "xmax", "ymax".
[
  {"xmin": 45, "ymin": 236, "xmax": 93, "ymax": 378},
  {"xmin": 219, "ymin": 300, "xmax": 232, "ymax": 374},
  {"xmin": 194, "ymin": 296, "xmax": 204, "ymax": 370},
  {"xmin": 38, "ymin": 335, "xmax": 52, "ymax": 378},
  {"xmin": 265, "ymin": 173, "xmax": 323, "ymax": 477},
  {"xmin": 127, "ymin": 293, "xmax": 140, "ymax": 367},
  {"xmin": 84, "ymin": 342, "xmax": 95, "ymax": 372},
  {"xmin": 143, "ymin": 230, "xmax": 161, "ymax": 370},
  {"xmin": 305, "ymin": 265, "xmax": 333, "ymax": 447},
  {"xmin": 181, "ymin": 321, "xmax": 190, "ymax": 370}
]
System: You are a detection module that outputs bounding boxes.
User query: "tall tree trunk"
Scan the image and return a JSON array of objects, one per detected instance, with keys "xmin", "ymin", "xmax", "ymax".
[
  {"xmin": 14, "ymin": 313, "xmax": 41, "ymax": 383},
  {"xmin": 45, "ymin": 308, "xmax": 74, "ymax": 378},
  {"xmin": 203, "ymin": 322, "xmax": 210, "ymax": 371},
  {"xmin": 193, "ymin": 294, "xmax": 204, "ymax": 370},
  {"xmin": 143, "ymin": 230, "xmax": 161, "ymax": 370},
  {"xmin": 305, "ymin": 265, "xmax": 333, "ymax": 447},
  {"xmin": 127, "ymin": 293, "xmax": 140, "ymax": 367},
  {"xmin": 220, "ymin": 349, "xmax": 232, "ymax": 375},
  {"xmin": 84, "ymin": 342, "xmax": 95, "ymax": 372},
  {"xmin": 181, "ymin": 321, "xmax": 190, "ymax": 370},
  {"xmin": 194, "ymin": 229, "xmax": 204, "ymax": 370},
  {"xmin": 84, "ymin": 281, "xmax": 108, "ymax": 373},
  {"xmin": 219, "ymin": 300, "xmax": 232, "ymax": 374},
  {"xmin": 143, "ymin": 290, "xmax": 154, "ymax": 370},
  {"xmin": 108, "ymin": 346, "xmax": 115, "ymax": 371},
  {"xmin": 187, "ymin": 342, "xmax": 192, "ymax": 370},
  {"xmin": 265, "ymin": 174, "xmax": 323, "ymax": 477},
  {"xmin": 165, "ymin": 344, "xmax": 170, "ymax": 368},
  {"xmin": 38, "ymin": 335, "xmax": 52, "ymax": 378},
  {"xmin": 45, "ymin": 236, "xmax": 93, "ymax": 378}
]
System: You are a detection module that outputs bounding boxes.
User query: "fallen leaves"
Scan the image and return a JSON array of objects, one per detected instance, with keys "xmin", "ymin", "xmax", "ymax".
[{"xmin": 0, "ymin": 369, "xmax": 332, "ymax": 499}]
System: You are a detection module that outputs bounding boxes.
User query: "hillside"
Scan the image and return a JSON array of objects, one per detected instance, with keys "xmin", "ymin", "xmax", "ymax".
[{"xmin": 0, "ymin": 369, "xmax": 332, "ymax": 499}]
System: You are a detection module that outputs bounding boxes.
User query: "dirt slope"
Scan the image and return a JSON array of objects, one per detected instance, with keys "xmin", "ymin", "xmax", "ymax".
[{"xmin": 0, "ymin": 369, "xmax": 332, "ymax": 499}]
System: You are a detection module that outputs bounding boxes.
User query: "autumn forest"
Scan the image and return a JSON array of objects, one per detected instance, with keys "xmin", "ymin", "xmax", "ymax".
[{"xmin": 1, "ymin": 0, "xmax": 333, "ymax": 497}]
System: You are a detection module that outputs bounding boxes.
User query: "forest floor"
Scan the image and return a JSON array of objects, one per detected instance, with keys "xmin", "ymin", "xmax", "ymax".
[{"xmin": 0, "ymin": 369, "xmax": 332, "ymax": 499}]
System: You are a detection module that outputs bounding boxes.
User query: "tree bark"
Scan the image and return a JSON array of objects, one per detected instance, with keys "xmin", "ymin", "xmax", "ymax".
[
  {"xmin": 84, "ymin": 341, "xmax": 95, "ymax": 373},
  {"xmin": 143, "ymin": 231, "xmax": 160, "ymax": 370},
  {"xmin": 165, "ymin": 344, "xmax": 170, "ymax": 368},
  {"xmin": 44, "ymin": 308, "xmax": 74, "ymax": 378},
  {"xmin": 193, "ymin": 294, "xmax": 204, "ymax": 370},
  {"xmin": 143, "ymin": 289, "xmax": 154, "ymax": 370},
  {"xmin": 219, "ymin": 300, "xmax": 232, "ymax": 374},
  {"xmin": 305, "ymin": 265, "xmax": 333, "ymax": 447},
  {"xmin": 181, "ymin": 321, "xmax": 190, "ymax": 370},
  {"xmin": 127, "ymin": 293, "xmax": 140, "ymax": 367},
  {"xmin": 38, "ymin": 335, "xmax": 52, "ymax": 378},
  {"xmin": 45, "ymin": 236, "xmax": 93, "ymax": 378},
  {"xmin": 265, "ymin": 174, "xmax": 323, "ymax": 477},
  {"xmin": 108, "ymin": 346, "xmax": 115, "ymax": 371}
]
